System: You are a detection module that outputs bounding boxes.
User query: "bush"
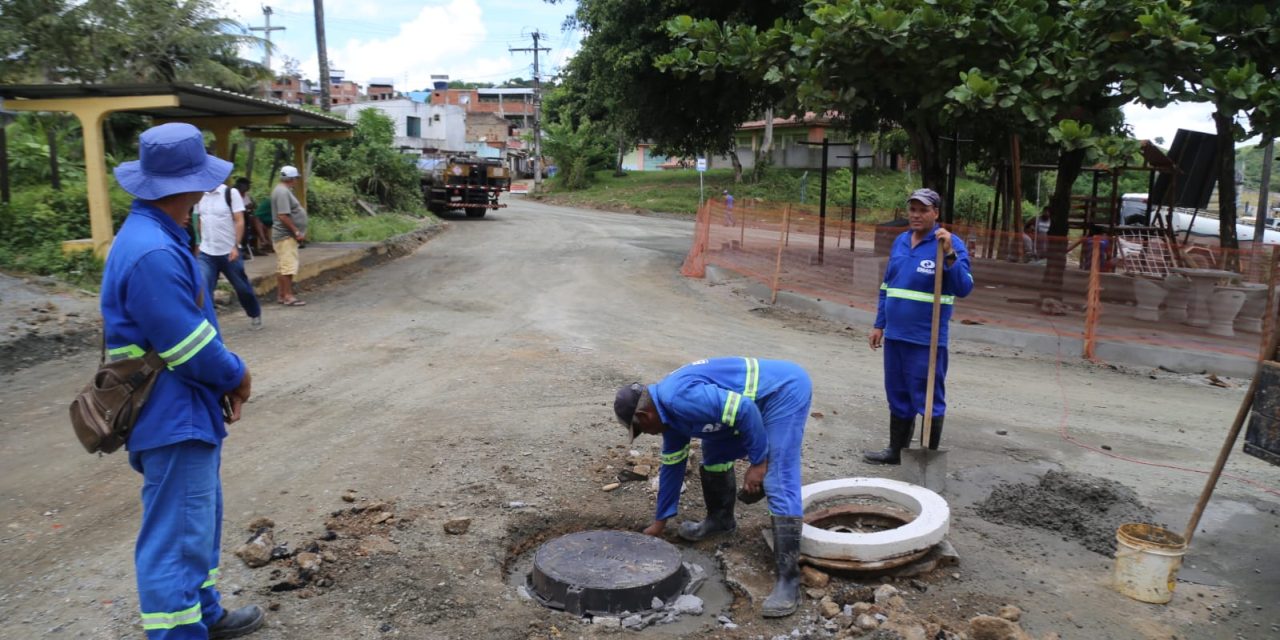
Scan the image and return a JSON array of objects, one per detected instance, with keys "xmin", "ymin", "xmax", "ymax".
[{"xmin": 305, "ymin": 177, "xmax": 361, "ymax": 219}]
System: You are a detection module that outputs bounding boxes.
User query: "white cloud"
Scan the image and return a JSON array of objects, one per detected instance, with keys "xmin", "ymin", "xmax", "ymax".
[{"xmin": 1122, "ymin": 101, "xmax": 1216, "ymax": 143}]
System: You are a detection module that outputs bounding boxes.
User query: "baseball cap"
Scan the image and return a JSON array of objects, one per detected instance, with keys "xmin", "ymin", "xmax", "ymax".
[
  {"xmin": 614, "ymin": 383, "xmax": 646, "ymax": 443},
  {"xmin": 907, "ymin": 188, "xmax": 940, "ymax": 208},
  {"xmin": 280, "ymin": 165, "xmax": 300, "ymax": 179}
]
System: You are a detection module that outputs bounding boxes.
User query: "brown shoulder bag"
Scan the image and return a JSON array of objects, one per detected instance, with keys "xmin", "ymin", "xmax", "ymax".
[{"xmin": 69, "ymin": 334, "xmax": 167, "ymax": 455}]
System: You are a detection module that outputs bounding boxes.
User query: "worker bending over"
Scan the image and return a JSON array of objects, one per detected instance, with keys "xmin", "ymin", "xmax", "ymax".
[{"xmin": 614, "ymin": 357, "xmax": 812, "ymax": 617}]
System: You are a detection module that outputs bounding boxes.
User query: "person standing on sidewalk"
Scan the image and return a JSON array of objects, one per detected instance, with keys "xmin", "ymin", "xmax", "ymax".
[
  {"xmin": 105, "ymin": 122, "xmax": 264, "ymax": 639},
  {"xmin": 271, "ymin": 166, "xmax": 307, "ymax": 306},
  {"xmin": 613, "ymin": 357, "xmax": 812, "ymax": 618},
  {"xmin": 863, "ymin": 188, "xmax": 974, "ymax": 465},
  {"xmin": 196, "ymin": 181, "xmax": 263, "ymax": 330}
]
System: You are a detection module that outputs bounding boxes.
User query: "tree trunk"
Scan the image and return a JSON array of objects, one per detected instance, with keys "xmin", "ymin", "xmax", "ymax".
[
  {"xmin": 614, "ymin": 132, "xmax": 627, "ymax": 177},
  {"xmin": 752, "ymin": 107, "xmax": 774, "ymax": 183},
  {"xmin": 1213, "ymin": 109, "xmax": 1239, "ymax": 271},
  {"xmin": 905, "ymin": 121, "xmax": 944, "ymax": 192},
  {"xmin": 730, "ymin": 147, "xmax": 743, "ymax": 184},
  {"xmin": 46, "ymin": 125, "xmax": 61, "ymax": 191},
  {"xmin": 314, "ymin": 0, "xmax": 331, "ymax": 112},
  {"xmin": 1254, "ymin": 138, "xmax": 1273, "ymax": 253},
  {"xmin": 1041, "ymin": 146, "xmax": 1088, "ymax": 301}
]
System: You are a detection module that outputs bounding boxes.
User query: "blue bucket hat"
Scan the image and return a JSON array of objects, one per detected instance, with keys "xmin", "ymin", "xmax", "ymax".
[{"xmin": 113, "ymin": 123, "xmax": 232, "ymax": 200}]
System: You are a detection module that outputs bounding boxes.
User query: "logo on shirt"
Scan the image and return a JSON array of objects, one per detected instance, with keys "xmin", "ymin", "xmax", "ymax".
[
  {"xmin": 702, "ymin": 423, "xmax": 726, "ymax": 433},
  {"xmin": 916, "ymin": 259, "xmax": 936, "ymax": 275}
]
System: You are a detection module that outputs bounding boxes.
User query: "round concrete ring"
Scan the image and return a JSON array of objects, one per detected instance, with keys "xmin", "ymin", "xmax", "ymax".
[{"xmin": 800, "ymin": 478, "xmax": 950, "ymax": 562}]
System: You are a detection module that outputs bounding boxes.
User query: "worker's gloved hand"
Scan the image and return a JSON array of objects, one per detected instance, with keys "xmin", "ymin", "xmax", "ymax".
[{"xmin": 642, "ymin": 519, "xmax": 667, "ymax": 537}]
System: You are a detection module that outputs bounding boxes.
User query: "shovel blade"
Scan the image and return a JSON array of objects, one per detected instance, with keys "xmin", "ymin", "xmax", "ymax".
[{"xmin": 900, "ymin": 448, "xmax": 948, "ymax": 493}]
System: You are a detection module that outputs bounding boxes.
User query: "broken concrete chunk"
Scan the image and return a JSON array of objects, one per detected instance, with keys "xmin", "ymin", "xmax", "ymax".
[
  {"xmin": 442, "ymin": 517, "xmax": 472, "ymax": 535},
  {"xmin": 818, "ymin": 597, "xmax": 841, "ymax": 619},
  {"xmin": 592, "ymin": 616, "xmax": 621, "ymax": 629},
  {"xmin": 621, "ymin": 614, "xmax": 645, "ymax": 630},
  {"xmin": 671, "ymin": 594, "xmax": 703, "ymax": 615}
]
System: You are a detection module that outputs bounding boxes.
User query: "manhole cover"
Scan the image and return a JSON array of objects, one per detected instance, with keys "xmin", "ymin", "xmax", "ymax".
[{"xmin": 528, "ymin": 530, "xmax": 689, "ymax": 616}]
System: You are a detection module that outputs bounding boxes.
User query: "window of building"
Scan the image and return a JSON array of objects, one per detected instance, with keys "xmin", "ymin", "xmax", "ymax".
[{"xmin": 406, "ymin": 116, "xmax": 422, "ymax": 138}]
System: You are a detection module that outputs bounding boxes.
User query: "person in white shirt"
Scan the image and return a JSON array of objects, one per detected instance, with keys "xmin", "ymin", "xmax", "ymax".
[{"xmin": 196, "ymin": 182, "xmax": 263, "ymax": 329}]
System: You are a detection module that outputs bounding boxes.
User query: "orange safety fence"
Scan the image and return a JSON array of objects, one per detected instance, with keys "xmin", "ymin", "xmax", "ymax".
[{"xmin": 683, "ymin": 199, "xmax": 1280, "ymax": 364}]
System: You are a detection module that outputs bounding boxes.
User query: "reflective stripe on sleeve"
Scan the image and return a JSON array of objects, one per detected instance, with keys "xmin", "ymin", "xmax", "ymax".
[
  {"xmin": 883, "ymin": 287, "xmax": 955, "ymax": 305},
  {"xmin": 721, "ymin": 391, "xmax": 742, "ymax": 426},
  {"xmin": 159, "ymin": 320, "xmax": 218, "ymax": 368},
  {"xmin": 742, "ymin": 357, "xmax": 759, "ymax": 399},
  {"xmin": 703, "ymin": 461, "xmax": 734, "ymax": 473},
  {"xmin": 662, "ymin": 445, "xmax": 690, "ymax": 465},
  {"xmin": 107, "ymin": 344, "xmax": 145, "ymax": 361},
  {"xmin": 140, "ymin": 603, "xmax": 202, "ymax": 631}
]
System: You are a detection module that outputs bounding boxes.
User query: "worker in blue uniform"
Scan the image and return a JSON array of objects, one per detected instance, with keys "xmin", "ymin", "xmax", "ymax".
[
  {"xmin": 864, "ymin": 188, "xmax": 974, "ymax": 465},
  {"xmin": 614, "ymin": 357, "xmax": 812, "ymax": 617},
  {"xmin": 104, "ymin": 123, "xmax": 263, "ymax": 639}
]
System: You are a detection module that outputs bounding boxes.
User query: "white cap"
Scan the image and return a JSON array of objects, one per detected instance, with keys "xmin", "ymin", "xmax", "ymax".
[{"xmin": 280, "ymin": 166, "xmax": 300, "ymax": 179}]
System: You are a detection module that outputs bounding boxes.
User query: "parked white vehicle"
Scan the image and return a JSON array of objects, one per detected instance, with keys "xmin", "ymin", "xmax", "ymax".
[{"xmin": 1120, "ymin": 193, "xmax": 1280, "ymax": 245}]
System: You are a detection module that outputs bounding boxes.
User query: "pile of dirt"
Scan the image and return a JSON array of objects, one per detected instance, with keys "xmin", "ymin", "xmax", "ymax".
[{"xmin": 976, "ymin": 470, "xmax": 1156, "ymax": 555}]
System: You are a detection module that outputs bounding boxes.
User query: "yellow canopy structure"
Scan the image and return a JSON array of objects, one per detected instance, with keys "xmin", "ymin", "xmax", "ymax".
[{"xmin": 0, "ymin": 83, "xmax": 353, "ymax": 257}]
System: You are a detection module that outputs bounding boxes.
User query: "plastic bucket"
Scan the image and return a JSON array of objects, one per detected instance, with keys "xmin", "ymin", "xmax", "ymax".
[{"xmin": 1112, "ymin": 523, "xmax": 1187, "ymax": 604}]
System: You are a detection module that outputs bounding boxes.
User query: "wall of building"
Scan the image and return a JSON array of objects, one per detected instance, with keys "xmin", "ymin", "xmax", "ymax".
[{"xmin": 336, "ymin": 99, "xmax": 466, "ymax": 152}]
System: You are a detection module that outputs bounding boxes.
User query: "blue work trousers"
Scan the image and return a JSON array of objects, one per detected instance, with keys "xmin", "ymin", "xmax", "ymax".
[
  {"xmin": 883, "ymin": 338, "xmax": 947, "ymax": 419},
  {"xmin": 129, "ymin": 441, "xmax": 225, "ymax": 639},
  {"xmin": 198, "ymin": 252, "xmax": 261, "ymax": 319},
  {"xmin": 702, "ymin": 371, "xmax": 811, "ymax": 517}
]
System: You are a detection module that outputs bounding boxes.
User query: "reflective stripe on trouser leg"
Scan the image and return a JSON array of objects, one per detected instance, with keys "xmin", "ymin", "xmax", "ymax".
[{"xmin": 129, "ymin": 441, "xmax": 223, "ymax": 639}]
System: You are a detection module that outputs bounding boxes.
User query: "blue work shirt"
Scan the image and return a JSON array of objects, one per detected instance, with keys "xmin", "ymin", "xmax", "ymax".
[
  {"xmin": 650, "ymin": 357, "xmax": 808, "ymax": 521},
  {"xmin": 100, "ymin": 201, "xmax": 246, "ymax": 452},
  {"xmin": 874, "ymin": 226, "xmax": 974, "ymax": 346}
]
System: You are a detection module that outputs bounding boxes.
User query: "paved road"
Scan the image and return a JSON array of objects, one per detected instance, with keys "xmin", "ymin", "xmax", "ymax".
[{"xmin": 1, "ymin": 197, "xmax": 1277, "ymax": 639}]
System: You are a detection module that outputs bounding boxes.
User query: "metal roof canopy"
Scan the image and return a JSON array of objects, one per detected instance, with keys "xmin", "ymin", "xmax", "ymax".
[{"xmin": 0, "ymin": 82, "xmax": 352, "ymax": 256}]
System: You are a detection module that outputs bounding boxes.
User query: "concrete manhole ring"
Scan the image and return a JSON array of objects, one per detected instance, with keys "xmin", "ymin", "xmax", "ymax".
[
  {"xmin": 800, "ymin": 503, "xmax": 930, "ymax": 571},
  {"xmin": 800, "ymin": 478, "xmax": 950, "ymax": 563}
]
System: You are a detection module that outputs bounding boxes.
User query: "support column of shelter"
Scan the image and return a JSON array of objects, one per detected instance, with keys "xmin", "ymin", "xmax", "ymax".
[
  {"xmin": 5, "ymin": 95, "xmax": 179, "ymax": 257},
  {"xmin": 242, "ymin": 129, "xmax": 352, "ymax": 209},
  {"xmin": 155, "ymin": 115, "xmax": 289, "ymax": 161}
]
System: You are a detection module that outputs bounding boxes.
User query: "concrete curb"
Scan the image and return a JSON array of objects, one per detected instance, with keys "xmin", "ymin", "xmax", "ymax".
[
  {"xmin": 704, "ymin": 264, "xmax": 1257, "ymax": 377},
  {"xmin": 245, "ymin": 220, "xmax": 447, "ymax": 300}
]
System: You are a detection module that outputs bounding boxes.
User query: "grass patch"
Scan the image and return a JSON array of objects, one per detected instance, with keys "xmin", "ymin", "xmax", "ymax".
[
  {"xmin": 308, "ymin": 213, "xmax": 426, "ymax": 242},
  {"xmin": 537, "ymin": 168, "xmax": 1028, "ymax": 226}
]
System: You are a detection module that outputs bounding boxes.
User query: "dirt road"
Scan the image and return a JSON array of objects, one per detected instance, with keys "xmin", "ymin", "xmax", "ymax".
[{"xmin": 2, "ymin": 197, "xmax": 1278, "ymax": 639}]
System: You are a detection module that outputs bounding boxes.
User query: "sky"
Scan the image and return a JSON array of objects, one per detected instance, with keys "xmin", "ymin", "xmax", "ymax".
[
  {"xmin": 218, "ymin": 0, "xmax": 581, "ymax": 90},
  {"xmin": 215, "ymin": 0, "xmax": 1243, "ymax": 146}
]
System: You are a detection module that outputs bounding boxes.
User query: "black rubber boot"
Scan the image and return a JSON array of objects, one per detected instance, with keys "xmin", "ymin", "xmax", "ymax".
[
  {"xmin": 678, "ymin": 466, "xmax": 738, "ymax": 541},
  {"xmin": 926, "ymin": 415, "xmax": 944, "ymax": 450},
  {"xmin": 862, "ymin": 416, "xmax": 915, "ymax": 465},
  {"xmin": 761, "ymin": 516, "xmax": 802, "ymax": 618},
  {"xmin": 208, "ymin": 604, "xmax": 266, "ymax": 639}
]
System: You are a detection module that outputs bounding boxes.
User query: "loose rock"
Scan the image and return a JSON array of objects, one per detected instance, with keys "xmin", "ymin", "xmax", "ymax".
[
  {"xmin": 602, "ymin": 482, "xmax": 621, "ymax": 492},
  {"xmin": 443, "ymin": 517, "xmax": 472, "ymax": 535},
  {"xmin": 592, "ymin": 616, "xmax": 621, "ymax": 629},
  {"xmin": 295, "ymin": 552, "xmax": 322, "ymax": 573},
  {"xmin": 819, "ymin": 597, "xmax": 841, "ymax": 619},
  {"xmin": 233, "ymin": 530, "xmax": 274, "ymax": 568},
  {"xmin": 246, "ymin": 517, "xmax": 275, "ymax": 531},
  {"xmin": 672, "ymin": 594, "xmax": 704, "ymax": 615},
  {"xmin": 856, "ymin": 614, "xmax": 879, "ymax": 630},
  {"xmin": 969, "ymin": 615, "xmax": 1030, "ymax": 640},
  {"xmin": 873, "ymin": 584, "xmax": 900, "ymax": 604},
  {"xmin": 998, "ymin": 604, "xmax": 1022, "ymax": 622},
  {"xmin": 801, "ymin": 565, "xmax": 830, "ymax": 588}
]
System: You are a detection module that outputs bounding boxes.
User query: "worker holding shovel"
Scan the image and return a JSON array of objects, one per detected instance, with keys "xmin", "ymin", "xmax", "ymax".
[
  {"xmin": 863, "ymin": 188, "xmax": 974, "ymax": 466},
  {"xmin": 613, "ymin": 357, "xmax": 812, "ymax": 617}
]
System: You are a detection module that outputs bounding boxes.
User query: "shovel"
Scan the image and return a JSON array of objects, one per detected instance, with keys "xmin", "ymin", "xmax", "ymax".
[{"xmin": 901, "ymin": 239, "xmax": 948, "ymax": 492}]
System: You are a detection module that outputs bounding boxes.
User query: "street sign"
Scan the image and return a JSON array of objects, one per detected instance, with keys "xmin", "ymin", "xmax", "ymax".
[{"xmin": 696, "ymin": 157, "xmax": 707, "ymax": 172}]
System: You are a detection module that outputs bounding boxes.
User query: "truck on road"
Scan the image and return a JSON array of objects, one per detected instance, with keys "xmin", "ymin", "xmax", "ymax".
[{"xmin": 418, "ymin": 155, "xmax": 511, "ymax": 217}]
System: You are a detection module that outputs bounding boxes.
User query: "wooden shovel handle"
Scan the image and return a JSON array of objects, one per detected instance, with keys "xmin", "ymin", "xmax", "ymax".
[{"xmin": 922, "ymin": 239, "xmax": 945, "ymax": 446}]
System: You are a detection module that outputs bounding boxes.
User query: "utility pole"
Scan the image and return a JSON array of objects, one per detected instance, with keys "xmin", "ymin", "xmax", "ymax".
[
  {"xmin": 249, "ymin": 6, "xmax": 286, "ymax": 75},
  {"xmin": 314, "ymin": 0, "xmax": 331, "ymax": 112},
  {"xmin": 510, "ymin": 31, "xmax": 550, "ymax": 193},
  {"xmin": 1254, "ymin": 138, "xmax": 1274, "ymax": 254}
]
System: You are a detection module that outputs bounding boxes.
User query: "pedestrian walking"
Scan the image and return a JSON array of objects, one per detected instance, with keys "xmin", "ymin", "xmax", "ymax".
[
  {"xmin": 863, "ymin": 188, "xmax": 974, "ymax": 465},
  {"xmin": 614, "ymin": 357, "xmax": 812, "ymax": 617},
  {"xmin": 105, "ymin": 122, "xmax": 263, "ymax": 639},
  {"xmin": 723, "ymin": 189, "xmax": 735, "ymax": 226},
  {"xmin": 232, "ymin": 177, "xmax": 257, "ymax": 259},
  {"xmin": 271, "ymin": 166, "xmax": 308, "ymax": 306},
  {"xmin": 196, "ymin": 180, "xmax": 263, "ymax": 330}
]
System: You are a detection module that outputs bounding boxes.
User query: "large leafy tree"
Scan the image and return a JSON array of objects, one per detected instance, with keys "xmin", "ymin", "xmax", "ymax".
[{"xmin": 546, "ymin": 0, "xmax": 798, "ymax": 182}]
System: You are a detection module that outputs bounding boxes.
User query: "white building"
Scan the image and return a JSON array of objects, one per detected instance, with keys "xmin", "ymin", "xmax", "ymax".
[{"xmin": 335, "ymin": 98, "xmax": 466, "ymax": 152}]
